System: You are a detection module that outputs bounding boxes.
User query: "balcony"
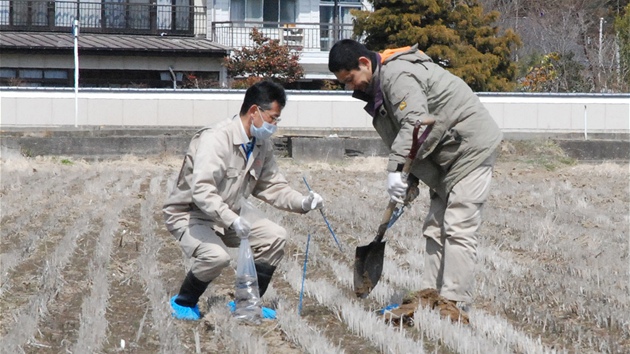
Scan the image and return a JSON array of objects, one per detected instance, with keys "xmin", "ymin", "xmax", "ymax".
[
  {"xmin": 0, "ymin": 0, "xmax": 206, "ymax": 37},
  {"xmin": 211, "ymin": 21, "xmax": 355, "ymax": 52}
]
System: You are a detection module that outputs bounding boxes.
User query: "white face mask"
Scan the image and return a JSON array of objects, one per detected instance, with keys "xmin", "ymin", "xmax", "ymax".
[{"xmin": 250, "ymin": 108, "xmax": 277, "ymax": 140}]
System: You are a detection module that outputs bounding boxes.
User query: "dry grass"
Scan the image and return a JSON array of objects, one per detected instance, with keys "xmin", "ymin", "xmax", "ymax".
[{"xmin": 1, "ymin": 148, "xmax": 628, "ymax": 353}]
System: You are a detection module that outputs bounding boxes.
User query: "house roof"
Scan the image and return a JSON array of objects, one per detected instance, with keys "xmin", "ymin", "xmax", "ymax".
[{"xmin": 0, "ymin": 32, "xmax": 230, "ymax": 56}]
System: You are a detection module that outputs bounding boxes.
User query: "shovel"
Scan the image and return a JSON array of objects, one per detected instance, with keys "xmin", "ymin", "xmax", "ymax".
[{"xmin": 354, "ymin": 120, "xmax": 432, "ymax": 298}]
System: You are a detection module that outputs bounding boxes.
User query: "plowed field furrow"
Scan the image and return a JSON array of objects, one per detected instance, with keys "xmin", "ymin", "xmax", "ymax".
[
  {"xmin": 21, "ymin": 172, "xmax": 135, "ymax": 353},
  {"xmin": 127, "ymin": 175, "xmax": 181, "ymax": 353},
  {"xmin": 281, "ymin": 259, "xmax": 428, "ymax": 354},
  {"xmin": 0, "ymin": 164, "xmax": 100, "ymax": 233},
  {"xmin": 102, "ymin": 172, "xmax": 162, "ymax": 353},
  {"xmin": 252, "ymin": 206, "xmax": 411, "ymax": 354},
  {"xmin": 0, "ymin": 163, "xmax": 66, "ymax": 222},
  {"xmin": 70, "ymin": 171, "xmax": 146, "ymax": 353},
  {"xmin": 0, "ymin": 167, "xmax": 101, "ymax": 278},
  {"xmin": 1, "ymin": 171, "xmax": 129, "ymax": 353},
  {"xmin": 1, "ymin": 154, "xmax": 628, "ymax": 354},
  {"xmin": 273, "ymin": 177, "xmax": 559, "ymax": 354},
  {"xmin": 263, "ymin": 245, "xmax": 383, "ymax": 354},
  {"xmin": 275, "ymin": 305, "xmax": 346, "ymax": 354}
]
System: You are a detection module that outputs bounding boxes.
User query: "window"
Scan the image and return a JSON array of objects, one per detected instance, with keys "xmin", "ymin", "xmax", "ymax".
[
  {"xmin": 262, "ymin": 0, "xmax": 296, "ymax": 24},
  {"xmin": 0, "ymin": 69, "xmax": 17, "ymax": 78},
  {"xmin": 19, "ymin": 69, "xmax": 43, "ymax": 79},
  {"xmin": 0, "ymin": 0, "xmax": 49, "ymax": 26},
  {"xmin": 44, "ymin": 70, "xmax": 69, "ymax": 80},
  {"xmin": 280, "ymin": 0, "xmax": 296, "ymax": 23},
  {"xmin": 319, "ymin": 0, "xmax": 361, "ymax": 25},
  {"xmin": 230, "ymin": 0, "xmax": 263, "ymax": 21},
  {"xmin": 230, "ymin": 0, "xmax": 245, "ymax": 21},
  {"xmin": 0, "ymin": 68, "xmax": 71, "ymax": 87},
  {"xmin": 227, "ymin": 0, "xmax": 297, "ymax": 27},
  {"xmin": 319, "ymin": 0, "xmax": 361, "ymax": 50},
  {"xmin": 0, "ymin": 0, "xmax": 195, "ymax": 34}
]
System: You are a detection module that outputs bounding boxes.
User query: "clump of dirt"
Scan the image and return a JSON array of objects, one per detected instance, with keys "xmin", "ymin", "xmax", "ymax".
[{"xmin": 383, "ymin": 288, "xmax": 470, "ymax": 326}]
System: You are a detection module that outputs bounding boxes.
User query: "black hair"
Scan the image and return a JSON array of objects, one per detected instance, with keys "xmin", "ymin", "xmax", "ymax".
[
  {"xmin": 328, "ymin": 39, "xmax": 374, "ymax": 73},
  {"xmin": 239, "ymin": 80, "xmax": 287, "ymax": 116}
]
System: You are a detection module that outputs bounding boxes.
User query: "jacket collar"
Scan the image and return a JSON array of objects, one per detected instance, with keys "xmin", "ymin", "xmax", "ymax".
[
  {"xmin": 352, "ymin": 53, "xmax": 384, "ymax": 117},
  {"xmin": 231, "ymin": 115, "xmax": 249, "ymax": 145}
]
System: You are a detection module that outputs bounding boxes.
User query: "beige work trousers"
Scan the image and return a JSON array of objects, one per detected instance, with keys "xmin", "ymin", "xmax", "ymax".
[
  {"xmin": 170, "ymin": 219, "xmax": 287, "ymax": 283},
  {"xmin": 420, "ymin": 164, "xmax": 494, "ymax": 303}
]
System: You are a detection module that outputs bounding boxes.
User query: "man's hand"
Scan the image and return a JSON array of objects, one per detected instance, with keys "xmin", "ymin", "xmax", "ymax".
[
  {"xmin": 232, "ymin": 217, "xmax": 251, "ymax": 238},
  {"xmin": 302, "ymin": 191, "xmax": 324, "ymax": 211},
  {"xmin": 387, "ymin": 172, "xmax": 408, "ymax": 203}
]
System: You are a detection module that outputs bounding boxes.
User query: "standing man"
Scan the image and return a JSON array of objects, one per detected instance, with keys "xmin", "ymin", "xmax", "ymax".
[
  {"xmin": 329, "ymin": 39, "xmax": 502, "ymax": 322},
  {"xmin": 163, "ymin": 81, "xmax": 324, "ymax": 320}
]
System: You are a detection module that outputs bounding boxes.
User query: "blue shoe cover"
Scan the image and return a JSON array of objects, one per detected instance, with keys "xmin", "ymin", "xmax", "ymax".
[
  {"xmin": 379, "ymin": 303, "xmax": 400, "ymax": 314},
  {"xmin": 170, "ymin": 295, "xmax": 200, "ymax": 320},
  {"xmin": 227, "ymin": 301, "xmax": 276, "ymax": 319},
  {"xmin": 261, "ymin": 307, "xmax": 276, "ymax": 319}
]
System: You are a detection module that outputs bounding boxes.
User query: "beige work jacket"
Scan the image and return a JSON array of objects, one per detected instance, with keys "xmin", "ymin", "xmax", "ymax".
[{"xmin": 163, "ymin": 116, "xmax": 305, "ymax": 232}]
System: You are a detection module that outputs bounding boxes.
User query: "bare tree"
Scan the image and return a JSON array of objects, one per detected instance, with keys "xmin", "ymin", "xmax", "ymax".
[{"xmin": 480, "ymin": 0, "xmax": 626, "ymax": 92}]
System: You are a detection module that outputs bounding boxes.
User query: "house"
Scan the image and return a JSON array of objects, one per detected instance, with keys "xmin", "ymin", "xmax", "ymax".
[
  {"xmin": 0, "ymin": 0, "xmax": 366, "ymax": 88},
  {"xmin": 0, "ymin": 0, "xmax": 230, "ymax": 88},
  {"xmin": 210, "ymin": 0, "xmax": 368, "ymax": 82}
]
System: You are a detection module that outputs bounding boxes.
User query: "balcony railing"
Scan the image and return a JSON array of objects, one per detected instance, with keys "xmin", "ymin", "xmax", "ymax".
[
  {"xmin": 211, "ymin": 21, "xmax": 355, "ymax": 52},
  {"xmin": 0, "ymin": 0, "xmax": 206, "ymax": 36}
]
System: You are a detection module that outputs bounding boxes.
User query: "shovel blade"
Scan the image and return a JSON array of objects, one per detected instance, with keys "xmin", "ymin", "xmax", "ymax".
[{"xmin": 353, "ymin": 240, "xmax": 386, "ymax": 298}]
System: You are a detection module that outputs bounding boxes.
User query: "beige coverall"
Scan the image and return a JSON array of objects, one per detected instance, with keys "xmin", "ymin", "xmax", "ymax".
[
  {"xmin": 358, "ymin": 45, "xmax": 502, "ymax": 303},
  {"xmin": 163, "ymin": 117, "xmax": 306, "ymax": 282}
]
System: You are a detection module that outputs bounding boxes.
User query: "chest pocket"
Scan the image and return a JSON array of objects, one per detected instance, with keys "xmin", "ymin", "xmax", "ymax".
[{"xmin": 226, "ymin": 167, "xmax": 240, "ymax": 179}]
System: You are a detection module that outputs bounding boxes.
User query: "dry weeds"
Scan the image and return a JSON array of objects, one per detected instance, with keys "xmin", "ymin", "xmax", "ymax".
[{"xmin": 1, "ymin": 147, "xmax": 628, "ymax": 353}]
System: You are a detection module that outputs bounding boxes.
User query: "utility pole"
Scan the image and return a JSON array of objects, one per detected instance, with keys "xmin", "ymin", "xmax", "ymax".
[
  {"xmin": 598, "ymin": 17, "xmax": 604, "ymax": 67},
  {"xmin": 332, "ymin": 0, "xmax": 339, "ymax": 46},
  {"xmin": 73, "ymin": 19, "xmax": 80, "ymax": 128}
]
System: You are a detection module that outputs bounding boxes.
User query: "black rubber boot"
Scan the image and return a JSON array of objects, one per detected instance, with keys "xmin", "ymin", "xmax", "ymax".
[
  {"xmin": 174, "ymin": 271, "xmax": 211, "ymax": 307},
  {"xmin": 255, "ymin": 262, "xmax": 277, "ymax": 297}
]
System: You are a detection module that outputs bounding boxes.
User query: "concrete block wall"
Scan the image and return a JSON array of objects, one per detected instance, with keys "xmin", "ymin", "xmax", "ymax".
[{"xmin": 1, "ymin": 88, "xmax": 628, "ymax": 137}]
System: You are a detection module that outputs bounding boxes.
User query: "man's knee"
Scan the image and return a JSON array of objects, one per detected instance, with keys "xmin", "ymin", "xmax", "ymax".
[
  {"xmin": 253, "ymin": 223, "xmax": 287, "ymax": 267},
  {"xmin": 191, "ymin": 243, "xmax": 231, "ymax": 281},
  {"xmin": 258, "ymin": 222, "xmax": 287, "ymax": 251},
  {"xmin": 194, "ymin": 243, "xmax": 230, "ymax": 265}
]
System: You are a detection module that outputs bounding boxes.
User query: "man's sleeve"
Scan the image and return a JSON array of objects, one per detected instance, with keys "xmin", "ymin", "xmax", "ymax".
[
  {"xmin": 252, "ymin": 143, "xmax": 306, "ymax": 213},
  {"xmin": 191, "ymin": 131, "xmax": 239, "ymax": 228},
  {"xmin": 382, "ymin": 69, "xmax": 431, "ymax": 172}
]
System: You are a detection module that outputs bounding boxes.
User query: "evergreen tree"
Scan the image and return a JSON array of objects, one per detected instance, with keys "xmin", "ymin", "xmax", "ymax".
[
  {"xmin": 352, "ymin": 0, "xmax": 521, "ymax": 91},
  {"xmin": 224, "ymin": 28, "xmax": 304, "ymax": 88}
]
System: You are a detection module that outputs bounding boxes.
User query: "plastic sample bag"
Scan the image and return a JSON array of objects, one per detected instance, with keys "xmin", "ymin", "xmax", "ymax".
[{"xmin": 233, "ymin": 199, "xmax": 263, "ymax": 324}]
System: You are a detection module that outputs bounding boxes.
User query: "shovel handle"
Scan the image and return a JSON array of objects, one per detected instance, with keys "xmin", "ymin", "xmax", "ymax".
[
  {"xmin": 373, "ymin": 120, "xmax": 427, "ymax": 243},
  {"xmin": 374, "ymin": 200, "xmax": 398, "ymax": 243},
  {"xmin": 374, "ymin": 157, "xmax": 414, "ymax": 243}
]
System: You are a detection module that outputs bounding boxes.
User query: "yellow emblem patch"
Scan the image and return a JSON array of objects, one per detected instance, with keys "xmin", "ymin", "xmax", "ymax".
[{"xmin": 399, "ymin": 101, "xmax": 407, "ymax": 111}]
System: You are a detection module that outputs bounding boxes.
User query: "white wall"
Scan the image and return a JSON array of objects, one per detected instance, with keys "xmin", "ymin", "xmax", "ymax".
[{"xmin": 1, "ymin": 89, "xmax": 628, "ymax": 136}]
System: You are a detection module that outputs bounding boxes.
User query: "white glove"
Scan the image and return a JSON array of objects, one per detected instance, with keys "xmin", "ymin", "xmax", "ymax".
[
  {"xmin": 232, "ymin": 216, "xmax": 251, "ymax": 239},
  {"xmin": 387, "ymin": 172, "xmax": 408, "ymax": 203},
  {"xmin": 302, "ymin": 191, "xmax": 324, "ymax": 211}
]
